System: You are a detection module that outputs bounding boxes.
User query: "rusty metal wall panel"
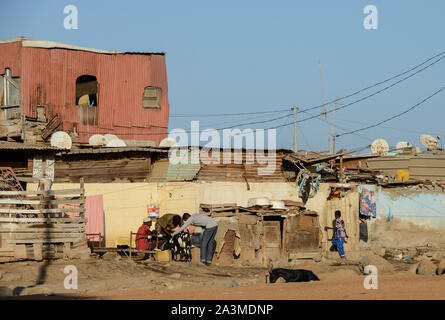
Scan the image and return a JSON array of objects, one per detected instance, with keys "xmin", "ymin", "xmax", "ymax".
[
  {"xmin": 13, "ymin": 44, "xmax": 169, "ymax": 143},
  {"xmin": 0, "ymin": 42, "xmax": 22, "ymax": 76},
  {"xmin": 147, "ymin": 54, "xmax": 169, "ymax": 128}
]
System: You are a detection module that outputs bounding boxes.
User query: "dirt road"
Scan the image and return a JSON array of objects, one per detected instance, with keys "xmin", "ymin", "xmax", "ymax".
[
  {"xmin": 71, "ymin": 272, "xmax": 445, "ymax": 300},
  {"xmin": 1, "ymin": 255, "xmax": 445, "ymax": 300}
]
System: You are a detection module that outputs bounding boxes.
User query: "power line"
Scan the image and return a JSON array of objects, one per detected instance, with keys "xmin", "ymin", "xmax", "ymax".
[
  {"xmin": 336, "ymin": 85, "xmax": 445, "ymax": 137},
  {"xmin": 296, "ymin": 51, "xmax": 445, "ymax": 115},
  {"xmin": 169, "ymin": 50, "xmax": 445, "ymax": 118},
  {"xmin": 78, "ymin": 51, "xmax": 445, "ymax": 137},
  {"xmin": 170, "ymin": 109, "xmax": 289, "ymax": 117},
  {"xmin": 264, "ymin": 55, "xmax": 445, "ymax": 132}
]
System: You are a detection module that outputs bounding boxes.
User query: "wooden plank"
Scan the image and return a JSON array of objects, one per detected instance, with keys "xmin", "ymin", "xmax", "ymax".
[
  {"xmin": 0, "ymin": 189, "xmax": 83, "ymax": 196},
  {"xmin": 0, "ymin": 207, "xmax": 85, "ymax": 214},
  {"xmin": 0, "ymin": 198, "xmax": 84, "ymax": 205},
  {"xmin": 0, "ymin": 227, "xmax": 85, "ymax": 233},
  {"xmin": 238, "ymin": 215, "xmax": 259, "ymax": 225},
  {"xmin": 3, "ymin": 232, "xmax": 85, "ymax": 240},
  {"xmin": 0, "ymin": 217, "xmax": 87, "ymax": 223},
  {"xmin": 8, "ymin": 238, "xmax": 84, "ymax": 244},
  {"xmin": 63, "ymin": 242, "xmax": 71, "ymax": 259}
]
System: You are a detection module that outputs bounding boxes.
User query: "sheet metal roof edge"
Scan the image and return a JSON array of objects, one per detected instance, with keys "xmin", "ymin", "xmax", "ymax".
[
  {"xmin": 60, "ymin": 147, "xmax": 168, "ymax": 155},
  {"xmin": 0, "ymin": 141, "xmax": 63, "ymax": 151},
  {"xmin": 0, "ymin": 37, "xmax": 165, "ymax": 55}
]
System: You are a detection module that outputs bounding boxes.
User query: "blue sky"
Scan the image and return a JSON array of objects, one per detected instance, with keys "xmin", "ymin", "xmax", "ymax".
[{"xmin": 1, "ymin": 0, "xmax": 444, "ymax": 151}]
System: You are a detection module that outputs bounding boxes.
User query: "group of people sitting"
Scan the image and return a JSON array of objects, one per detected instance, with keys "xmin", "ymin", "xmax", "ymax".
[{"xmin": 135, "ymin": 213, "xmax": 218, "ymax": 266}]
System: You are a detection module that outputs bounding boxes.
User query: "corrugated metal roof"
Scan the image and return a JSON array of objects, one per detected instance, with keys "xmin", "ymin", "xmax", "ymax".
[
  {"xmin": 61, "ymin": 147, "xmax": 168, "ymax": 154},
  {"xmin": 166, "ymin": 150, "xmax": 201, "ymax": 181},
  {"xmin": 0, "ymin": 37, "xmax": 165, "ymax": 55},
  {"xmin": 166, "ymin": 163, "xmax": 201, "ymax": 181},
  {"xmin": 0, "ymin": 141, "xmax": 61, "ymax": 151}
]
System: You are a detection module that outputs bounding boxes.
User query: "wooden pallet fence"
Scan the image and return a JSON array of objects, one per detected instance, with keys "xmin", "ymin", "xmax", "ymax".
[{"xmin": 0, "ymin": 179, "xmax": 88, "ymax": 260}]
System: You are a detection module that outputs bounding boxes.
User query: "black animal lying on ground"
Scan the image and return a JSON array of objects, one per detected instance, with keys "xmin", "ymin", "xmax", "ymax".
[{"xmin": 268, "ymin": 268, "xmax": 320, "ymax": 283}]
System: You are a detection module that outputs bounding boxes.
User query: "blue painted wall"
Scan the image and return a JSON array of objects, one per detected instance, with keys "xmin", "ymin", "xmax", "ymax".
[{"xmin": 374, "ymin": 187, "xmax": 445, "ymax": 229}]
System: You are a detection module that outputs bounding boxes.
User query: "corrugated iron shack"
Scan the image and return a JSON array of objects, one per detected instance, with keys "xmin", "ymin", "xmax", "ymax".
[
  {"xmin": 201, "ymin": 203, "xmax": 322, "ymax": 266},
  {"xmin": 0, "ymin": 37, "xmax": 169, "ymax": 146}
]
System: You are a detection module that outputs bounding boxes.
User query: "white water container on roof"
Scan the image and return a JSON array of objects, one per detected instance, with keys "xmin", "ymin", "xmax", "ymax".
[
  {"xmin": 50, "ymin": 131, "xmax": 72, "ymax": 149},
  {"xmin": 395, "ymin": 141, "xmax": 412, "ymax": 149}
]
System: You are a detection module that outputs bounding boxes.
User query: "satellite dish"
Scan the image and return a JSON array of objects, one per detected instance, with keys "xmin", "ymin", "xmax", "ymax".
[
  {"xmin": 105, "ymin": 139, "xmax": 127, "ymax": 147},
  {"xmin": 50, "ymin": 131, "xmax": 72, "ymax": 149},
  {"xmin": 396, "ymin": 141, "xmax": 412, "ymax": 149},
  {"xmin": 371, "ymin": 138, "xmax": 389, "ymax": 156},
  {"xmin": 103, "ymin": 134, "xmax": 119, "ymax": 144},
  {"xmin": 89, "ymin": 134, "xmax": 106, "ymax": 146},
  {"xmin": 420, "ymin": 134, "xmax": 438, "ymax": 150},
  {"xmin": 159, "ymin": 137, "xmax": 179, "ymax": 148}
]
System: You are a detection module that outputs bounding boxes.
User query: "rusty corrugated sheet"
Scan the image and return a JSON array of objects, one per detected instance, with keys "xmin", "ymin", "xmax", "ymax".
[
  {"xmin": 1, "ymin": 39, "xmax": 169, "ymax": 144},
  {"xmin": 0, "ymin": 41, "xmax": 21, "ymax": 76}
]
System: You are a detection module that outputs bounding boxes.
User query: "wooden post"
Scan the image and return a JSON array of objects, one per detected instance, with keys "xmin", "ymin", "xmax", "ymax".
[
  {"xmin": 80, "ymin": 177, "xmax": 85, "ymax": 217},
  {"xmin": 339, "ymin": 156, "xmax": 344, "ymax": 183},
  {"xmin": 33, "ymin": 243, "xmax": 43, "ymax": 261},
  {"xmin": 63, "ymin": 242, "xmax": 71, "ymax": 259},
  {"xmin": 129, "ymin": 232, "xmax": 132, "ymax": 259}
]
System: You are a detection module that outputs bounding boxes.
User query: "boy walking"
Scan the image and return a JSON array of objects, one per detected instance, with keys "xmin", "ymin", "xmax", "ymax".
[{"xmin": 325, "ymin": 210, "xmax": 349, "ymax": 260}]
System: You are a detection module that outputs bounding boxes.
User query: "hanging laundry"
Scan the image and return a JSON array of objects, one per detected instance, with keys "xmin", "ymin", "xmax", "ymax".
[{"xmin": 359, "ymin": 185, "xmax": 376, "ymax": 218}]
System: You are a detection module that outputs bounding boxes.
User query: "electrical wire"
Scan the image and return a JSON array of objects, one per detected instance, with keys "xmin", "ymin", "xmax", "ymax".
[
  {"xmin": 169, "ymin": 50, "xmax": 445, "ymax": 118},
  {"xmin": 336, "ymin": 85, "xmax": 445, "ymax": 137}
]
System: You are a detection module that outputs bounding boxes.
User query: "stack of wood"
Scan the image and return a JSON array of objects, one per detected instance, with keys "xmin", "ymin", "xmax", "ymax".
[{"xmin": 0, "ymin": 179, "xmax": 87, "ymax": 261}]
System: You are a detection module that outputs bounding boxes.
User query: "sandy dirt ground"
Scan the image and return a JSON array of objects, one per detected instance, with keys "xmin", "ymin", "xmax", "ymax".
[
  {"xmin": 1, "ymin": 252, "xmax": 444, "ymax": 300},
  {"xmin": 73, "ymin": 274, "xmax": 445, "ymax": 300}
]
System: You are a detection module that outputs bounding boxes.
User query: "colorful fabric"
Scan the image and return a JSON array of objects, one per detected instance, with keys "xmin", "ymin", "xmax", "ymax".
[
  {"xmin": 360, "ymin": 186, "xmax": 377, "ymax": 218},
  {"xmin": 334, "ymin": 218, "xmax": 345, "ymax": 238},
  {"xmin": 136, "ymin": 224, "xmax": 151, "ymax": 250}
]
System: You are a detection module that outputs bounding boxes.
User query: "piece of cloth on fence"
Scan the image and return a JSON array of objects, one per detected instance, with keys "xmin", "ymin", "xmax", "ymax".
[{"xmin": 358, "ymin": 185, "xmax": 376, "ymax": 218}]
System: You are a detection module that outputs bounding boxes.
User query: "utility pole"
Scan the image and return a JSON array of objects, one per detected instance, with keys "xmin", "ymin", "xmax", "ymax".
[
  {"xmin": 331, "ymin": 99, "xmax": 338, "ymax": 153},
  {"xmin": 318, "ymin": 61, "xmax": 330, "ymax": 153},
  {"xmin": 292, "ymin": 106, "xmax": 298, "ymax": 152}
]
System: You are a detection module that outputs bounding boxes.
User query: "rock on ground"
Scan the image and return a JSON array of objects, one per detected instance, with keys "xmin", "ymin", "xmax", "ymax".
[
  {"xmin": 70, "ymin": 247, "xmax": 91, "ymax": 260},
  {"xmin": 436, "ymin": 259, "xmax": 445, "ymax": 275},
  {"xmin": 359, "ymin": 255, "xmax": 394, "ymax": 275},
  {"xmin": 371, "ymin": 247, "xmax": 386, "ymax": 257},
  {"xmin": 416, "ymin": 260, "xmax": 437, "ymax": 276}
]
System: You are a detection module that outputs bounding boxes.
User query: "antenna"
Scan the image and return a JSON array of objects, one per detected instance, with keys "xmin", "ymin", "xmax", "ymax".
[
  {"xmin": 370, "ymin": 138, "xmax": 389, "ymax": 156},
  {"xmin": 420, "ymin": 134, "xmax": 438, "ymax": 150},
  {"xmin": 89, "ymin": 134, "xmax": 106, "ymax": 146},
  {"xmin": 50, "ymin": 131, "xmax": 72, "ymax": 149}
]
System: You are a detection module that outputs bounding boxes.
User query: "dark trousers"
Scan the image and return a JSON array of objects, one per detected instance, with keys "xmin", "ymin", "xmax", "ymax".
[{"xmin": 200, "ymin": 226, "xmax": 218, "ymax": 263}]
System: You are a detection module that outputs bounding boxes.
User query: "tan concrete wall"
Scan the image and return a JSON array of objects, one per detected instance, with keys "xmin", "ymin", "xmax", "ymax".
[{"xmin": 29, "ymin": 181, "xmax": 337, "ymax": 248}]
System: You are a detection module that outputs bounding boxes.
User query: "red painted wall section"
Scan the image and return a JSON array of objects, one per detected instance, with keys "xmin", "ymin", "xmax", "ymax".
[{"xmin": 0, "ymin": 41, "xmax": 169, "ymax": 143}]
